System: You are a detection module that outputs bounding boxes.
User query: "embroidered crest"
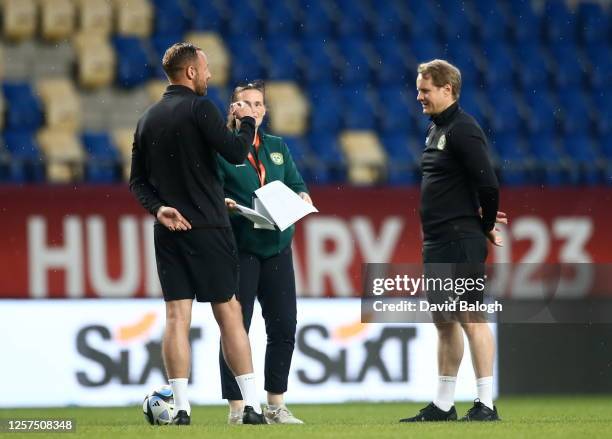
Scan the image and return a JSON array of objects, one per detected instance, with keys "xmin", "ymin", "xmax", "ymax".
[
  {"xmin": 270, "ymin": 152, "xmax": 284, "ymax": 165},
  {"xmin": 437, "ymin": 134, "xmax": 446, "ymax": 150}
]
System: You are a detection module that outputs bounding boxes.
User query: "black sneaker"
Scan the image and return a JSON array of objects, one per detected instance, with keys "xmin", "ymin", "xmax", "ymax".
[
  {"xmin": 460, "ymin": 399, "xmax": 501, "ymax": 421},
  {"xmin": 399, "ymin": 402, "xmax": 457, "ymax": 422},
  {"xmin": 242, "ymin": 406, "xmax": 268, "ymax": 425},
  {"xmin": 172, "ymin": 409, "xmax": 191, "ymax": 425}
]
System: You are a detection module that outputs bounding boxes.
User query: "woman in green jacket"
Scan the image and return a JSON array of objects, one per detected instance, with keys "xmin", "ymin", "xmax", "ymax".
[{"xmin": 217, "ymin": 80, "xmax": 311, "ymax": 425}]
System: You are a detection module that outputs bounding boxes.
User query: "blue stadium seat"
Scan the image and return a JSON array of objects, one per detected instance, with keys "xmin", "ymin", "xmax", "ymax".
[
  {"xmin": 514, "ymin": 42, "xmax": 550, "ymax": 88},
  {"xmin": 509, "ymin": 0, "xmax": 544, "ymax": 43},
  {"xmin": 409, "ymin": 39, "xmax": 442, "ymax": 65},
  {"xmin": 543, "ymin": 0, "xmax": 577, "ymax": 43},
  {"xmin": 527, "ymin": 135, "xmax": 564, "ymax": 185},
  {"xmin": 341, "ymin": 87, "xmax": 377, "ymax": 130},
  {"xmin": 264, "ymin": 38, "xmax": 300, "ymax": 80},
  {"xmin": 381, "ymin": 134, "xmax": 418, "ymax": 164},
  {"xmin": 283, "ymin": 136, "xmax": 316, "ymax": 182},
  {"xmin": 558, "ymin": 89, "xmax": 591, "ymax": 135},
  {"xmin": 337, "ymin": 38, "xmax": 373, "ymax": 86},
  {"xmin": 445, "ymin": 40, "xmax": 482, "ymax": 88},
  {"xmin": 299, "ymin": 37, "xmax": 337, "ymax": 84},
  {"xmin": 472, "ymin": 0, "xmax": 509, "ymax": 41},
  {"xmin": 187, "ymin": 0, "xmax": 225, "ymax": 32},
  {"xmin": 370, "ymin": 1, "xmax": 409, "ymax": 38},
  {"xmin": 577, "ymin": 2, "xmax": 608, "ymax": 44},
  {"xmin": 307, "ymin": 134, "xmax": 346, "ymax": 183},
  {"xmin": 262, "ymin": 0, "xmax": 298, "ymax": 36},
  {"xmin": 584, "ymin": 43, "xmax": 611, "ymax": 89},
  {"xmin": 334, "ymin": 0, "xmax": 370, "ymax": 37},
  {"xmin": 372, "ymin": 38, "xmax": 410, "ymax": 85},
  {"xmin": 225, "ymin": 0, "xmax": 260, "ymax": 37},
  {"xmin": 151, "ymin": 0, "xmax": 189, "ymax": 37},
  {"xmin": 482, "ymin": 41, "xmax": 515, "ymax": 87},
  {"xmin": 493, "ymin": 134, "xmax": 530, "ymax": 186},
  {"xmin": 82, "ymin": 133, "xmax": 120, "ymax": 183},
  {"xmin": 2, "ymin": 83, "xmax": 44, "ymax": 131},
  {"xmin": 405, "ymin": 3, "xmax": 441, "ymax": 38},
  {"xmin": 377, "ymin": 85, "xmax": 414, "ymax": 135},
  {"xmin": 592, "ymin": 86, "xmax": 610, "ymax": 137},
  {"xmin": 549, "ymin": 42, "xmax": 587, "ymax": 88},
  {"xmin": 562, "ymin": 134, "xmax": 601, "ymax": 185},
  {"xmin": 113, "ymin": 37, "xmax": 153, "ymax": 88},
  {"xmin": 524, "ymin": 88, "xmax": 556, "ymax": 135},
  {"xmin": 460, "ymin": 84, "xmax": 488, "ymax": 128},
  {"xmin": 2, "ymin": 130, "xmax": 45, "ymax": 182},
  {"xmin": 297, "ymin": 0, "xmax": 334, "ymax": 37},
  {"xmin": 486, "ymin": 89, "xmax": 523, "ymax": 135},
  {"xmin": 205, "ymin": 86, "xmax": 227, "ymax": 113},
  {"xmin": 226, "ymin": 37, "xmax": 266, "ymax": 83},
  {"xmin": 308, "ymin": 85, "xmax": 343, "ymax": 135},
  {"xmin": 439, "ymin": 0, "xmax": 476, "ymax": 41}
]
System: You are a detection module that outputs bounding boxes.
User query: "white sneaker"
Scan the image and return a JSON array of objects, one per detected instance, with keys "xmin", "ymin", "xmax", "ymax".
[
  {"xmin": 227, "ymin": 411, "xmax": 243, "ymax": 425},
  {"xmin": 263, "ymin": 405, "xmax": 304, "ymax": 424}
]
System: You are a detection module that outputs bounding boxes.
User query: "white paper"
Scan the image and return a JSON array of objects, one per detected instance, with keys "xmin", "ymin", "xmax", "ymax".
[
  {"xmin": 234, "ymin": 203, "xmax": 275, "ymax": 228},
  {"xmin": 254, "ymin": 180, "xmax": 318, "ymax": 232},
  {"xmin": 252, "ymin": 198, "xmax": 275, "ymax": 230}
]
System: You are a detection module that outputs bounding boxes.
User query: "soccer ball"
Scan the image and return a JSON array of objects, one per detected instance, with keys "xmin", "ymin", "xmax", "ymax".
[{"xmin": 142, "ymin": 385, "xmax": 175, "ymax": 425}]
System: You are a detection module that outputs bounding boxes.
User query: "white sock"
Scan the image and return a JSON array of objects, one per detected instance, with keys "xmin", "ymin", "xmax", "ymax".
[
  {"xmin": 433, "ymin": 376, "xmax": 457, "ymax": 412},
  {"xmin": 168, "ymin": 378, "xmax": 190, "ymax": 415},
  {"xmin": 235, "ymin": 373, "xmax": 261, "ymax": 414},
  {"xmin": 477, "ymin": 376, "xmax": 494, "ymax": 410}
]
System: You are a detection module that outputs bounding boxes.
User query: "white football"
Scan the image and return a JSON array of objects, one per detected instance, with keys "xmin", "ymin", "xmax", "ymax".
[{"xmin": 142, "ymin": 385, "xmax": 175, "ymax": 425}]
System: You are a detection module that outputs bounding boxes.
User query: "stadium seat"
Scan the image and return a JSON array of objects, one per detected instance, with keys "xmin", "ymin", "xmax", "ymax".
[
  {"xmin": 482, "ymin": 41, "xmax": 514, "ymax": 87},
  {"xmin": 549, "ymin": 42, "xmax": 587, "ymax": 88},
  {"xmin": 557, "ymin": 89, "xmax": 592, "ymax": 135},
  {"xmin": 377, "ymin": 85, "xmax": 414, "ymax": 135},
  {"xmin": 113, "ymin": 37, "xmax": 152, "ymax": 88},
  {"xmin": 372, "ymin": 38, "xmax": 411, "ymax": 85},
  {"xmin": 205, "ymin": 86, "xmax": 227, "ymax": 113},
  {"xmin": 342, "ymin": 87, "xmax": 378, "ymax": 130},
  {"xmin": 3, "ymin": 130, "xmax": 45, "ymax": 182},
  {"xmin": 263, "ymin": 0, "xmax": 298, "ymax": 37},
  {"xmin": 226, "ymin": 0, "xmax": 261, "ymax": 37},
  {"xmin": 308, "ymin": 84, "xmax": 343, "ymax": 135},
  {"xmin": 75, "ymin": 0, "xmax": 113, "ymax": 36},
  {"xmin": 307, "ymin": 133, "xmax": 346, "ymax": 183},
  {"xmin": 472, "ymin": 0, "xmax": 509, "ymax": 41},
  {"xmin": 0, "ymin": 89, "xmax": 4, "ymax": 131},
  {"xmin": 36, "ymin": 78, "xmax": 81, "ymax": 131},
  {"xmin": 584, "ymin": 43, "xmax": 611, "ymax": 89},
  {"xmin": 337, "ymin": 38, "xmax": 374, "ymax": 86},
  {"xmin": 405, "ymin": 3, "xmax": 441, "ymax": 38},
  {"xmin": 82, "ymin": 132, "xmax": 120, "ymax": 183},
  {"xmin": 439, "ymin": 0, "xmax": 476, "ymax": 41},
  {"xmin": 37, "ymin": 128, "xmax": 85, "ymax": 183},
  {"xmin": 543, "ymin": 0, "xmax": 577, "ymax": 43},
  {"xmin": 509, "ymin": 0, "xmax": 544, "ymax": 43},
  {"xmin": 1, "ymin": 0, "xmax": 37, "ymax": 41},
  {"xmin": 334, "ymin": 0, "xmax": 371, "ymax": 37},
  {"xmin": 2, "ymin": 82, "xmax": 44, "ymax": 131},
  {"xmin": 226, "ymin": 36, "xmax": 267, "ymax": 84},
  {"xmin": 184, "ymin": 32, "xmax": 230, "ymax": 86},
  {"xmin": 527, "ymin": 135, "xmax": 564, "ymax": 186},
  {"xmin": 561, "ymin": 134, "xmax": 602, "ymax": 185},
  {"xmin": 299, "ymin": 37, "xmax": 338, "ymax": 85},
  {"xmin": 298, "ymin": 0, "xmax": 335, "ymax": 37},
  {"xmin": 113, "ymin": 0, "xmax": 153, "ymax": 37},
  {"xmin": 40, "ymin": 0, "xmax": 76, "ymax": 41},
  {"xmin": 488, "ymin": 89, "xmax": 523, "ymax": 135},
  {"xmin": 370, "ymin": 1, "xmax": 409, "ymax": 38},
  {"xmin": 514, "ymin": 42, "xmax": 550, "ymax": 88},
  {"xmin": 73, "ymin": 33, "xmax": 116, "ymax": 89},
  {"xmin": 151, "ymin": 0, "xmax": 189, "ymax": 37},
  {"xmin": 264, "ymin": 38, "xmax": 301, "ymax": 81},
  {"xmin": 265, "ymin": 81, "xmax": 310, "ymax": 136},
  {"xmin": 112, "ymin": 128, "xmax": 134, "ymax": 180},
  {"xmin": 145, "ymin": 79, "xmax": 168, "ymax": 103},
  {"xmin": 577, "ymin": 2, "xmax": 608, "ymax": 44},
  {"xmin": 187, "ymin": 0, "xmax": 225, "ymax": 32},
  {"xmin": 339, "ymin": 130, "xmax": 387, "ymax": 185},
  {"xmin": 524, "ymin": 88, "xmax": 556, "ymax": 135}
]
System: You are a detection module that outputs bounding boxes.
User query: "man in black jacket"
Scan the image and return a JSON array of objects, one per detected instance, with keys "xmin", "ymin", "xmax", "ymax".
[
  {"xmin": 130, "ymin": 43, "xmax": 266, "ymax": 425},
  {"xmin": 400, "ymin": 59, "xmax": 505, "ymax": 423}
]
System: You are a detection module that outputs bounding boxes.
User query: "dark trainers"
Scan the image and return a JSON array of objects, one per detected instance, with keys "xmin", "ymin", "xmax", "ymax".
[
  {"xmin": 460, "ymin": 399, "xmax": 501, "ymax": 421},
  {"xmin": 172, "ymin": 410, "xmax": 191, "ymax": 425},
  {"xmin": 242, "ymin": 406, "xmax": 268, "ymax": 425},
  {"xmin": 399, "ymin": 402, "xmax": 457, "ymax": 422}
]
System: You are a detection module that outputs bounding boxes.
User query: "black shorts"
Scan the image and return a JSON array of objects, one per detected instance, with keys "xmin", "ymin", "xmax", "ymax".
[
  {"xmin": 154, "ymin": 225, "xmax": 239, "ymax": 303},
  {"xmin": 423, "ymin": 236, "xmax": 488, "ymax": 306}
]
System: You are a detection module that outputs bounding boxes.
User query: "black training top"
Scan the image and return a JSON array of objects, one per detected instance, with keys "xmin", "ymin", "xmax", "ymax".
[
  {"xmin": 420, "ymin": 102, "xmax": 499, "ymax": 243},
  {"xmin": 129, "ymin": 84, "xmax": 256, "ymax": 228}
]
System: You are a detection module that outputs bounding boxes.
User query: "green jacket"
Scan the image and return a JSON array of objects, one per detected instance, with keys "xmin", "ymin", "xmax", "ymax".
[{"xmin": 217, "ymin": 131, "xmax": 308, "ymax": 259}]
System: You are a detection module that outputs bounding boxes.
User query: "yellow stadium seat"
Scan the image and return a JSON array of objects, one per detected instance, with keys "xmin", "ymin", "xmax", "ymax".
[
  {"xmin": 0, "ymin": 42, "xmax": 4, "ymax": 79},
  {"xmin": 112, "ymin": 128, "xmax": 135, "ymax": 180},
  {"xmin": 339, "ymin": 131, "xmax": 387, "ymax": 185},
  {"xmin": 73, "ymin": 32, "xmax": 116, "ymax": 88},
  {"xmin": 75, "ymin": 0, "xmax": 113, "ymax": 35},
  {"xmin": 185, "ymin": 32, "xmax": 230, "ymax": 86},
  {"xmin": 37, "ymin": 78, "xmax": 81, "ymax": 131},
  {"xmin": 40, "ymin": 0, "xmax": 76, "ymax": 41},
  {"xmin": 1, "ymin": 0, "xmax": 37, "ymax": 41},
  {"xmin": 265, "ymin": 82, "xmax": 310, "ymax": 136},
  {"xmin": 37, "ymin": 128, "xmax": 85, "ymax": 183},
  {"xmin": 113, "ymin": 0, "xmax": 153, "ymax": 37},
  {"xmin": 146, "ymin": 79, "xmax": 169, "ymax": 103}
]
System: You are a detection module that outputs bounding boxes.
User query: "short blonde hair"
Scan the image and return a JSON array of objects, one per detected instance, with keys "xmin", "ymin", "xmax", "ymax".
[{"xmin": 417, "ymin": 59, "xmax": 462, "ymax": 100}]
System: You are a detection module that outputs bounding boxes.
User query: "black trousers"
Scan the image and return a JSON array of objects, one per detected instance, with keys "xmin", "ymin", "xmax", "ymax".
[{"xmin": 219, "ymin": 245, "xmax": 297, "ymax": 400}]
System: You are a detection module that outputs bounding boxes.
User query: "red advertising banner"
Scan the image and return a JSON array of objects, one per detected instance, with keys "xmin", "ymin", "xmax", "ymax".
[{"xmin": 0, "ymin": 186, "xmax": 611, "ymax": 298}]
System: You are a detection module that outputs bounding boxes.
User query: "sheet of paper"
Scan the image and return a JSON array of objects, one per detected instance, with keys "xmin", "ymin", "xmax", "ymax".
[
  {"xmin": 254, "ymin": 180, "xmax": 318, "ymax": 232},
  {"xmin": 253, "ymin": 199, "xmax": 275, "ymax": 230},
  {"xmin": 234, "ymin": 203, "xmax": 275, "ymax": 228}
]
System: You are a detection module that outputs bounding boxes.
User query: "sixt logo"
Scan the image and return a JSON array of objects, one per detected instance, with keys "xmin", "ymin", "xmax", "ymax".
[
  {"xmin": 75, "ymin": 313, "xmax": 201, "ymax": 387},
  {"xmin": 296, "ymin": 321, "xmax": 416, "ymax": 384}
]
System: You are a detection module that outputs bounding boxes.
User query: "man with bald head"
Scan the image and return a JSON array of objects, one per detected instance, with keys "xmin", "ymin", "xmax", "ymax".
[{"xmin": 130, "ymin": 43, "xmax": 267, "ymax": 425}]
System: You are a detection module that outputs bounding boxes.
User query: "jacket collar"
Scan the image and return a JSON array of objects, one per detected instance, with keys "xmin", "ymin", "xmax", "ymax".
[
  {"xmin": 431, "ymin": 101, "xmax": 460, "ymax": 126},
  {"xmin": 164, "ymin": 84, "xmax": 198, "ymax": 96}
]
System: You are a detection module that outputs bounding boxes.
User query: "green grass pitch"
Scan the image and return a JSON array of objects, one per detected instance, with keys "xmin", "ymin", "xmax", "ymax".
[{"xmin": 2, "ymin": 396, "xmax": 611, "ymax": 438}]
